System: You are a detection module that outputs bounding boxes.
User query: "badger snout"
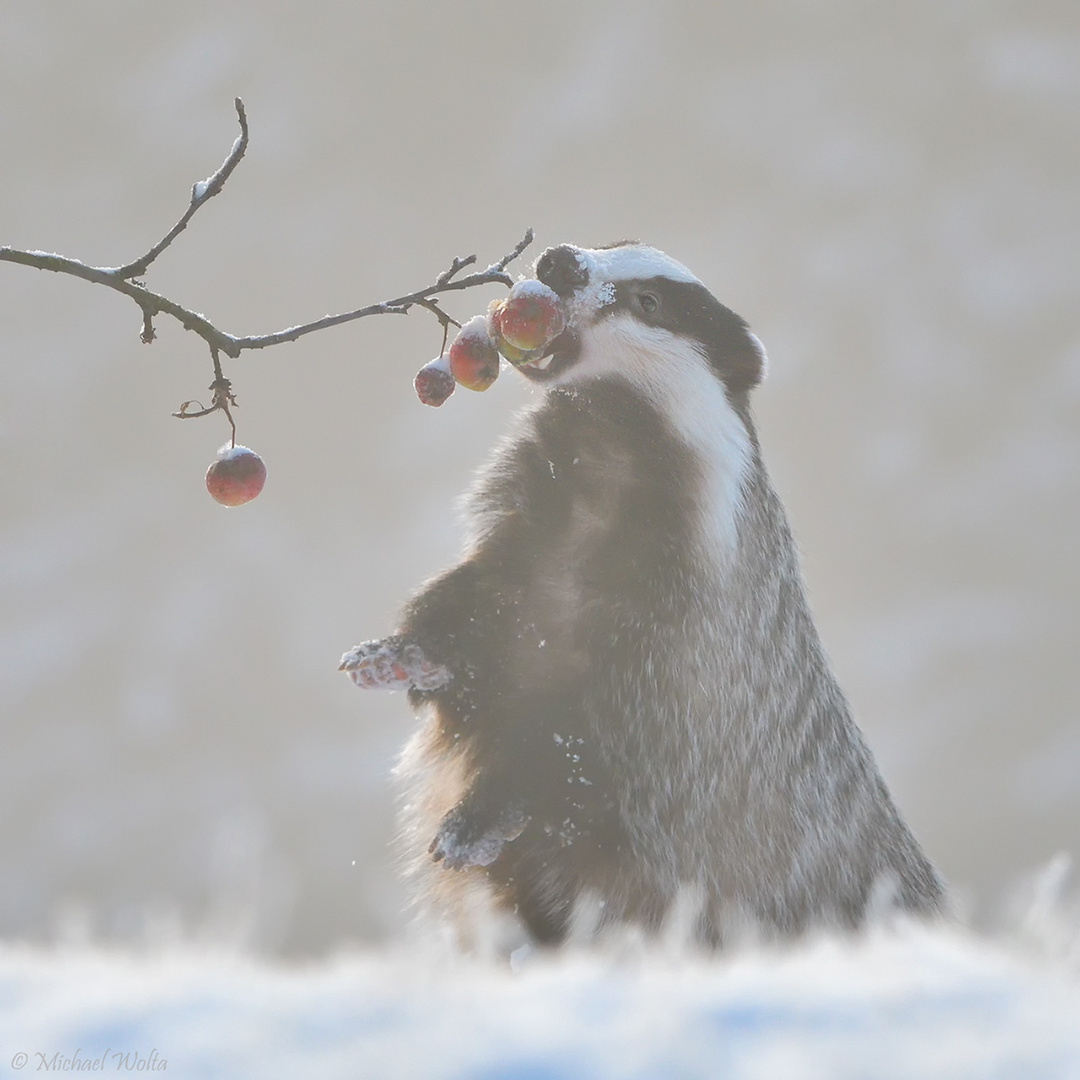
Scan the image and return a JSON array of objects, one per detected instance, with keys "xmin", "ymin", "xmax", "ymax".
[{"xmin": 535, "ymin": 245, "xmax": 590, "ymax": 298}]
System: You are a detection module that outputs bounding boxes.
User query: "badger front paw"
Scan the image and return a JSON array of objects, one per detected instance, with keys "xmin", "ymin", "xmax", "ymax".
[
  {"xmin": 430, "ymin": 801, "xmax": 529, "ymax": 870},
  {"xmin": 339, "ymin": 636, "xmax": 451, "ymax": 691}
]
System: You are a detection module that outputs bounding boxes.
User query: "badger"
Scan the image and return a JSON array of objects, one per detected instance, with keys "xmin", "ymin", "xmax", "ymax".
[{"xmin": 341, "ymin": 242, "xmax": 944, "ymax": 946}]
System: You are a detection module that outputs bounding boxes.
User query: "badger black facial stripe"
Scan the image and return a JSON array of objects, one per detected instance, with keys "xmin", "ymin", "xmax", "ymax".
[{"xmin": 540, "ymin": 270, "xmax": 764, "ymax": 398}]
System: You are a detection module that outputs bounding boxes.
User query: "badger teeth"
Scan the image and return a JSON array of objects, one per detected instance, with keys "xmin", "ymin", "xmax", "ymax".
[{"xmin": 518, "ymin": 352, "xmax": 555, "ymax": 372}]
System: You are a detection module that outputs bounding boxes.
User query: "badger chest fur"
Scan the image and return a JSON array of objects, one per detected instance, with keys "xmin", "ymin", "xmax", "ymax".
[{"xmin": 341, "ymin": 242, "xmax": 944, "ymax": 945}]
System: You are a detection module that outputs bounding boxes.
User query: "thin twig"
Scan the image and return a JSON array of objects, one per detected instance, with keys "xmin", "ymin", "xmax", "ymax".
[
  {"xmin": 110, "ymin": 99, "xmax": 249, "ymax": 281},
  {"xmin": 173, "ymin": 346, "xmax": 238, "ymax": 443},
  {"xmin": 435, "ymin": 254, "xmax": 477, "ymax": 288},
  {"xmin": 414, "ymin": 298, "xmax": 462, "ymax": 333}
]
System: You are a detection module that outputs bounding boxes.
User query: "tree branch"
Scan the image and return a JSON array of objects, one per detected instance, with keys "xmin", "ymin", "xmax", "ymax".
[
  {"xmin": 0, "ymin": 100, "xmax": 534, "ymax": 361},
  {"xmin": 225, "ymin": 243, "xmax": 532, "ymax": 354}
]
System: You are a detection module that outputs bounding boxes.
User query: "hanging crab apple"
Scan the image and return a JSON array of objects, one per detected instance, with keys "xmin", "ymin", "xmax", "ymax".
[
  {"xmin": 448, "ymin": 314, "xmax": 501, "ymax": 391},
  {"xmin": 205, "ymin": 444, "xmax": 267, "ymax": 506},
  {"xmin": 490, "ymin": 279, "xmax": 566, "ymax": 359},
  {"xmin": 414, "ymin": 353, "xmax": 457, "ymax": 407},
  {"xmin": 487, "ymin": 329, "xmax": 545, "ymax": 367},
  {"xmin": 483, "ymin": 299, "xmax": 544, "ymax": 367}
]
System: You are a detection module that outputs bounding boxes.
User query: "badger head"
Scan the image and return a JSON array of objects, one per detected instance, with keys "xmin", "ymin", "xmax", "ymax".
[
  {"xmin": 518, "ymin": 242, "xmax": 767, "ymax": 409},
  {"xmin": 513, "ymin": 243, "xmax": 765, "ymax": 557}
]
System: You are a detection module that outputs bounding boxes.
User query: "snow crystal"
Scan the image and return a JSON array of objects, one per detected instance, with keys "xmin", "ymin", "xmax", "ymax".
[
  {"xmin": 593, "ymin": 280, "xmax": 617, "ymax": 307},
  {"xmin": 216, "ymin": 443, "xmax": 258, "ymax": 461},
  {"xmin": 507, "ymin": 278, "xmax": 561, "ymax": 302},
  {"xmin": 560, "ymin": 276, "xmax": 616, "ymax": 330},
  {"xmin": 425, "ymin": 351, "xmax": 452, "ymax": 373},
  {"xmin": 192, "ymin": 180, "xmax": 210, "ymax": 201},
  {"xmin": 457, "ymin": 313, "xmax": 492, "ymax": 340}
]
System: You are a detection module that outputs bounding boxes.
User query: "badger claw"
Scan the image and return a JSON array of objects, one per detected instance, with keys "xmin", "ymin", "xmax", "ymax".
[
  {"xmin": 339, "ymin": 637, "xmax": 451, "ymax": 691},
  {"xmin": 430, "ymin": 803, "xmax": 529, "ymax": 870}
]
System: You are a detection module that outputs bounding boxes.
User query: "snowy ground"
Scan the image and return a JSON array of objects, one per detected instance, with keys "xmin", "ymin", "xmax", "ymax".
[{"xmin": 4, "ymin": 913, "xmax": 1080, "ymax": 1080}]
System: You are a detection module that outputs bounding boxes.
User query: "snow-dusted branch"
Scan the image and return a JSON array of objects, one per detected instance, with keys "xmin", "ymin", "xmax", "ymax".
[
  {"xmin": 223, "ymin": 229, "xmax": 535, "ymax": 355},
  {"xmin": 112, "ymin": 98, "xmax": 250, "ymax": 281},
  {"xmin": 0, "ymin": 99, "xmax": 534, "ymax": 360}
]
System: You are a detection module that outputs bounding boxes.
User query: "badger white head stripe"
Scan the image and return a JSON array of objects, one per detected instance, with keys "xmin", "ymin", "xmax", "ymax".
[{"xmin": 535, "ymin": 244, "xmax": 701, "ymax": 287}]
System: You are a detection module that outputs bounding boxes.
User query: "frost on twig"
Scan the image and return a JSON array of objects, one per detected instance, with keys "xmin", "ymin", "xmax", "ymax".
[
  {"xmin": 112, "ymin": 98, "xmax": 250, "ymax": 281},
  {"xmin": 0, "ymin": 98, "xmax": 534, "ymax": 437}
]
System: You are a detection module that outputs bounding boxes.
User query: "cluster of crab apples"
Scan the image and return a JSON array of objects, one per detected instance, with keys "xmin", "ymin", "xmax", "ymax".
[
  {"xmin": 202, "ymin": 279, "xmax": 565, "ymax": 504},
  {"xmin": 414, "ymin": 279, "xmax": 566, "ymax": 407}
]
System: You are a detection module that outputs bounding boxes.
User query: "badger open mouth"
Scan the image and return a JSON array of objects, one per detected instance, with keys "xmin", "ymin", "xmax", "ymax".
[
  {"xmin": 517, "ymin": 353, "xmax": 555, "ymax": 372},
  {"xmin": 510, "ymin": 326, "xmax": 580, "ymax": 382}
]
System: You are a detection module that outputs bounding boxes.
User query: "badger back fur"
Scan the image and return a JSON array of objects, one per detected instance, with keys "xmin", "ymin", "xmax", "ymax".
[{"xmin": 384, "ymin": 242, "xmax": 943, "ymax": 946}]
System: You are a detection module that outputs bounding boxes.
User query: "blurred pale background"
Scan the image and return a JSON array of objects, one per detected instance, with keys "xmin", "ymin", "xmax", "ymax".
[{"xmin": 1, "ymin": 1, "xmax": 1078, "ymax": 957}]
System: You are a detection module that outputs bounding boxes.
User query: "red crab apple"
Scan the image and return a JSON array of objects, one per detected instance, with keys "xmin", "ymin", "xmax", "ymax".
[
  {"xmin": 448, "ymin": 314, "xmax": 501, "ymax": 391},
  {"xmin": 414, "ymin": 354, "xmax": 456, "ymax": 407},
  {"xmin": 491, "ymin": 279, "xmax": 566, "ymax": 357},
  {"xmin": 490, "ymin": 335, "xmax": 547, "ymax": 366},
  {"xmin": 484, "ymin": 300, "xmax": 545, "ymax": 367},
  {"xmin": 205, "ymin": 444, "xmax": 266, "ymax": 506}
]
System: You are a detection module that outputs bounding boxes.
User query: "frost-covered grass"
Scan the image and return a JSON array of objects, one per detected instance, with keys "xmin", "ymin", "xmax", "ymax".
[{"xmin": 3, "ymin": 914, "xmax": 1080, "ymax": 1079}]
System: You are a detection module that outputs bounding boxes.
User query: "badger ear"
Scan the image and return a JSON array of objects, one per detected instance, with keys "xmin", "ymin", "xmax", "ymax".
[
  {"xmin": 717, "ymin": 329, "xmax": 768, "ymax": 397},
  {"xmin": 746, "ymin": 332, "xmax": 768, "ymax": 385}
]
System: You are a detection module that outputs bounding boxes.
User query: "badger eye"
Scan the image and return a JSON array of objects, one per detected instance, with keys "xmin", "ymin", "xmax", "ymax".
[{"xmin": 636, "ymin": 292, "xmax": 659, "ymax": 315}]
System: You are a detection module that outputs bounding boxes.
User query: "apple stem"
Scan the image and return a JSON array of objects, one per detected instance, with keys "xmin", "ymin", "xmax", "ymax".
[
  {"xmin": 172, "ymin": 344, "xmax": 237, "ymax": 447},
  {"xmin": 209, "ymin": 347, "xmax": 237, "ymax": 448}
]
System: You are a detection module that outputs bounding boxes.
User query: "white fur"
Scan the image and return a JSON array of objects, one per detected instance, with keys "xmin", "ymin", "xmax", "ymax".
[
  {"xmin": 549, "ymin": 313, "xmax": 753, "ymax": 559},
  {"xmin": 576, "ymin": 244, "xmax": 701, "ymax": 285}
]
